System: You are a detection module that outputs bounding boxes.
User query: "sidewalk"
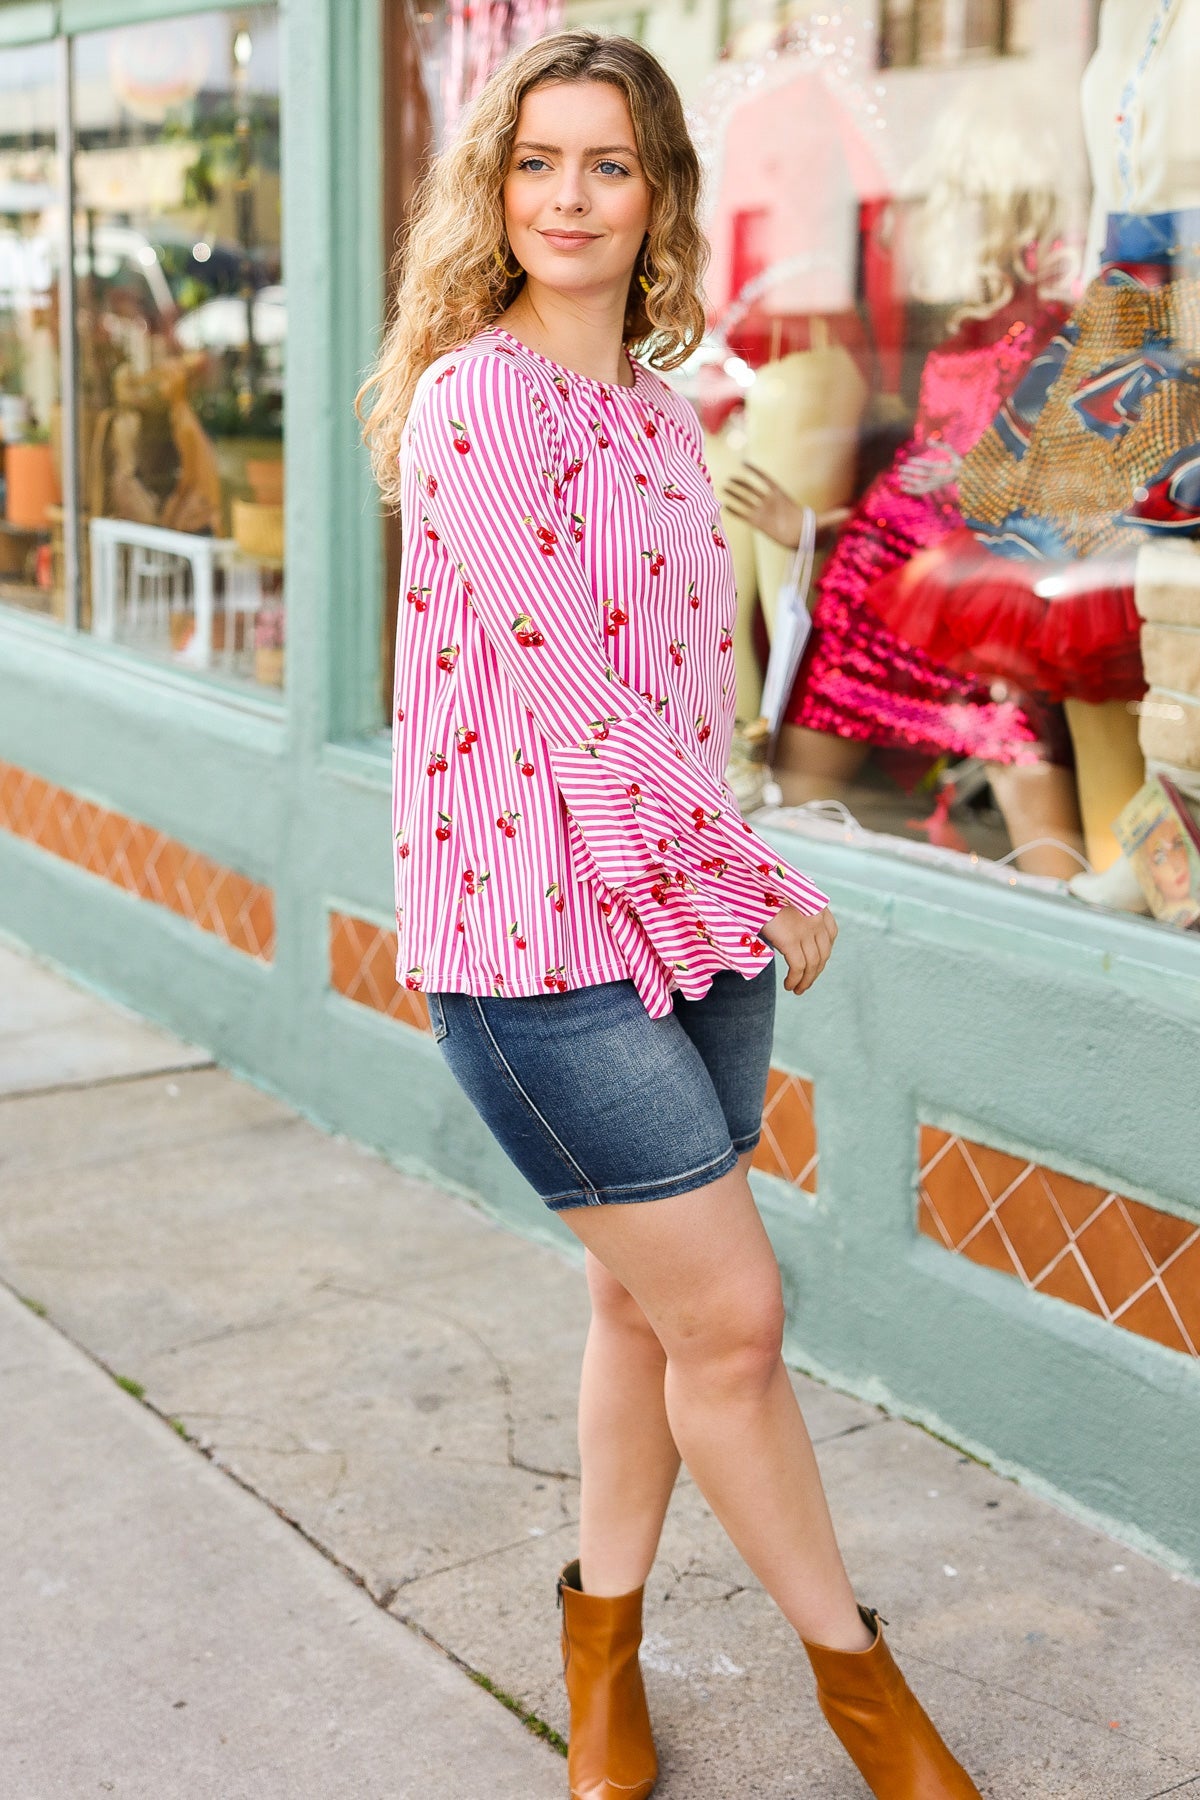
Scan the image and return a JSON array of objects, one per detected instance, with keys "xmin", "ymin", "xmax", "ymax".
[{"xmin": 0, "ymin": 940, "xmax": 1196, "ymax": 1800}]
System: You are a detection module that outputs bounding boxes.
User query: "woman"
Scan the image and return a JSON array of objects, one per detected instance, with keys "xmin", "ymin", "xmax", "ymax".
[{"xmin": 358, "ymin": 31, "xmax": 981, "ymax": 1800}]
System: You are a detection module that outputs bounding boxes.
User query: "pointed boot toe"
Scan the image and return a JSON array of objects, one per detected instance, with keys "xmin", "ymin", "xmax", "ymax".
[
  {"xmin": 803, "ymin": 1606, "xmax": 981, "ymax": 1799},
  {"xmin": 558, "ymin": 1559, "xmax": 657, "ymax": 1800}
]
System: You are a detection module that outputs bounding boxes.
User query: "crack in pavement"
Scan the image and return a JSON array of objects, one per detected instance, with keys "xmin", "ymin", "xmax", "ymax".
[
  {"xmin": 1141, "ymin": 1778, "xmax": 1200, "ymax": 1798},
  {"xmin": 394, "ymin": 1516, "xmax": 579, "ymax": 1594},
  {"xmin": 898, "ymin": 1650, "xmax": 1196, "ymax": 1766},
  {"xmin": 0, "ymin": 1060, "xmax": 216, "ymax": 1104},
  {"xmin": 0, "ymin": 1278, "xmax": 567, "ymax": 1759}
]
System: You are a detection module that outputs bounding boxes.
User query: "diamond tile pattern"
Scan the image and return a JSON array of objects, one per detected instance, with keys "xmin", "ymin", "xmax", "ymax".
[
  {"xmin": 753, "ymin": 1068, "xmax": 817, "ymax": 1195},
  {"xmin": 0, "ymin": 759, "xmax": 274, "ymax": 961},
  {"xmin": 918, "ymin": 1126, "xmax": 1200, "ymax": 1358},
  {"xmin": 328, "ymin": 911, "xmax": 430, "ymax": 1032}
]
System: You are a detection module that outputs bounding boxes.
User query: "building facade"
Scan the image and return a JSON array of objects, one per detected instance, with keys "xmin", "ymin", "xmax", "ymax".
[{"xmin": 1, "ymin": 0, "xmax": 1196, "ymax": 1574}]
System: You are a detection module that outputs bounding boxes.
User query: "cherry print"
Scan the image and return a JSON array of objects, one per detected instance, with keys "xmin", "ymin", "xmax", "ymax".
[
  {"xmin": 545, "ymin": 881, "xmax": 566, "ymax": 913},
  {"xmin": 455, "ymin": 918, "xmax": 465, "ymax": 933},
  {"xmin": 643, "ymin": 419, "xmax": 657, "ymax": 439},
  {"xmin": 718, "ymin": 627, "xmax": 734, "ymax": 653},
  {"xmin": 605, "ymin": 605, "xmax": 628, "ymax": 636},
  {"xmin": 563, "ymin": 458, "xmax": 583, "ymax": 482},
  {"xmin": 493, "ymin": 972, "xmax": 505, "ymax": 993},
  {"xmin": 435, "ymin": 811, "xmax": 452, "ymax": 842},
  {"xmin": 694, "ymin": 713, "xmax": 711, "ymax": 743},
  {"xmin": 553, "ymin": 375, "xmax": 570, "ymax": 398},
  {"xmin": 513, "ymin": 747, "xmax": 536, "ymax": 777},
  {"xmin": 634, "ymin": 472, "xmax": 649, "ymax": 492},
  {"xmin": 662, "ymin": 482, "xmax": 685, "ymax": 501},
  {"xmin": 508, "ymin": 922, "xmax": 528, "ymax": 950},
  {"xmin": 405, "ymin": 966, "xmax": 423, "ymax": 990},
  {"xmin": 449, "ymin": 418, "xmax": 471, "ymax": 454},
  {"xmin": 764, "ymin": 890, "xmax": 784, "ymax": 908},
  {"xmin": 570, "ymin": 512, "xmax": 585, "ymax": 542},
  {"xmin": 426, "ymin": 750, "xmax": 448, "ymax": 775},
  {"xmin": 641, "ymin": 548, "xmax": 665, "ymax": 576},
  {"xmin": 406, "ymin": 586, "xmax": 430, "ymax": 612},
  {"xmin": 512, "ymin": 613, "xmax": 545, "ymax": 647},
  {"xmin": 589, "ymin": 716, "xmax": 617, "ymax": 742},
  {"xmin": 437, "ymin": 644, "xmax": 459, "ymax": 673},
  {"xmin": 711, "ymin": 524, "xmax": 725, "ymax": 548},
  {"xmin": 598, "ymin": 899, "xmax": 613, "ymax": 916},
  {"xmin": 739, "ymin": 934, "xmax": 767, "ymax": 957},
  {"xmin": 395, "ymin": 705, "xmax": 405, "ymax": 722},
  {"xmin": 669, "ymin": 640, "xmax": 685, "ymax": 668},
  {"xmin": 425, "ymin": 472, "xmax": 438, "ymax": 497},
  {"xmin": 495, "ymin": 809, "xmax": 519, "ymax": 839},
  {"xmin": 396, "ymin": 837, "xmax": 411, "ymax": 859},
  {"xmin": 591, "ymin": 420, "xmax": 610, "ymax": 449},
  {"xmin": 422, "ymin": 516, "xmax": 439, "ymax": 543},
  {"xmin": 463, "ymin": 868, "xmax": 477, "ymax": 895},
  {"xmin": 456, "ymin": 725, "xmax": 478, "ymax": 754}
]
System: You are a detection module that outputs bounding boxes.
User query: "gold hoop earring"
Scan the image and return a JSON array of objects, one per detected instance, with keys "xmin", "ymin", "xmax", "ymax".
[
  {"xmin": 494, "ymin": 244, "xmax": 523, "ymax": 280},
  {"xmin": 638, "ymin": 271, "xmax": 653, "ymax": 294}
]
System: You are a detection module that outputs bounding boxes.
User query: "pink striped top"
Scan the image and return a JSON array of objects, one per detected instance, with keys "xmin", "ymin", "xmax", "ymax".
[{"xmin": 391, "ymin": 326, "xmax": 828, "ymax": 1018}]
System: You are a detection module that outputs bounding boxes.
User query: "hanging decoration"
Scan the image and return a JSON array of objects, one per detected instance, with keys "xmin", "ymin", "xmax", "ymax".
[{"xmin": 407, "ymin": 0, "xmax": 564, "ymax": 147}]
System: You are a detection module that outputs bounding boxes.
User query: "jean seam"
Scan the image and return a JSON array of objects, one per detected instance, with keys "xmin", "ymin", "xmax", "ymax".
[
  {"xmin": 467, "ymin": 998, "xmax": 599, "ymax": 1199},
  {"xmin": 543, "ymin": 1141, "xmax": 738, "ymax": 1209}
]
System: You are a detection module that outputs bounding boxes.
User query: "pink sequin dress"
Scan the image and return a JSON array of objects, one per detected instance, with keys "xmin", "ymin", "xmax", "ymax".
[{"xmin": 784, "ymin": 298, "xmax": 1070, "ymax": 763}]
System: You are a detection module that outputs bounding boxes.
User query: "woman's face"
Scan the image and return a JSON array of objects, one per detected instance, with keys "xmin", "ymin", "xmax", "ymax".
[{"xmin": 503, "ymin": 80, "xmax": 652, "ymax": 302}]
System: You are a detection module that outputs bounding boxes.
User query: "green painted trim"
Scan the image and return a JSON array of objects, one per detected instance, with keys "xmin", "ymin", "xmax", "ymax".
[
  {"xmin": 0, "ymin": 3, "xmax": 56, "ymax": 45},
  {"xmin": 60, "ymin": 0, "xmax": 255, "ymax": 31}
]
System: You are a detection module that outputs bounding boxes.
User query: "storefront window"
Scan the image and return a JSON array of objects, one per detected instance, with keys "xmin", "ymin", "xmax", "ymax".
[
  {"xmin": 73, "ymin": 8, "xmax": 285, "ymax": 688},
  {"xmin": 0, "ymin": 9, "xmax": 285, "ymax": 692},
  {"xmin": 0, "ymin": 43, "xmax": 65, "ymax": 622}
]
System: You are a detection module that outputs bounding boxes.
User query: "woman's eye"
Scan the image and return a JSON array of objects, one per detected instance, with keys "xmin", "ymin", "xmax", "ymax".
[
  {"xmin": 517, "ymin": 157, "xmax": 550, "ymax": 173},
  {"xmin": 597, "ymin": 160, "xmax": 630, "ymax": 177}
]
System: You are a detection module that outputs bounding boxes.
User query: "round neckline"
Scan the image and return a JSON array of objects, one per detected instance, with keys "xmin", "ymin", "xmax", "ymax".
[{"xmin": 484, "ymin": 325, "xmax": 642, "ymax": 395}]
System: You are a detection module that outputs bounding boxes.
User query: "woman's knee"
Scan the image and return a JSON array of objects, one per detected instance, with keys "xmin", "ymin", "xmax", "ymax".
[{"xmin": 663, "ymin": 1269, "xmax": 786, "ymax": 1394}]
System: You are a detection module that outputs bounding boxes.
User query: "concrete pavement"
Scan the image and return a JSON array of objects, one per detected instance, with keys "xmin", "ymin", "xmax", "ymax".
[{"xmin": 1, "ymin": 939, "xmax": 1197, "ymax": 1799}]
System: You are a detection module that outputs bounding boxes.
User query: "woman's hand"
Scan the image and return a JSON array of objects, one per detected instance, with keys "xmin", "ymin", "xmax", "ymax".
[{"xmin": 761, "ymin": 904, "xmax": 838, "ymax": 995}]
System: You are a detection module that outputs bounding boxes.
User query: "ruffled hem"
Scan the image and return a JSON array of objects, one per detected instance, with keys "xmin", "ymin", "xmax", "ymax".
[{"xmin": 865, "ymin": 528, "xmax": 1145, "ymax": 705}]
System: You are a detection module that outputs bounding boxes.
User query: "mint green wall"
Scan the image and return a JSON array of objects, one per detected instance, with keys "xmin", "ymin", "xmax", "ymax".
[{"xmin": 1, "ymin": 0, "xmax": 1197, "ymax": 1579}]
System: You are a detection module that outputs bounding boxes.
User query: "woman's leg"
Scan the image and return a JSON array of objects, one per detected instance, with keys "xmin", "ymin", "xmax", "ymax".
[
  {"xmin": 577, "ymin": 1247, "xmax": 681, "ymax": 1596},
  {"xmin": 562, "ymin": 1158, "xmax": 871, "ymax": 1654}
]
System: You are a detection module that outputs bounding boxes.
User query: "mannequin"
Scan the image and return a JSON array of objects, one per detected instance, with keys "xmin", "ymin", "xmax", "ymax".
[
  {"xmin": 741, "ymin": 331, "xmax": 868, "ymax": 639},
  {"xmin": 723, "ymin": 93, "xmax": 1088, "ymax": 876},
  {"xmin": 871, "ymin": 0, "xmax": 1200, "ymax": 873}
]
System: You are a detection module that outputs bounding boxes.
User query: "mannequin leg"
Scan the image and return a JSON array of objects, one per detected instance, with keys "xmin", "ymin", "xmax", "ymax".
[
  {"xmin": 985, "ymin": 760, "xmax": 1086, "ymax": 878},
  {"xmin": 773, "ymin": 724, "xmax": 869, "ymax": 806},
  {"xmin": 1063, "ymin": 698, "xmax": 1146, "ymax": 872}
]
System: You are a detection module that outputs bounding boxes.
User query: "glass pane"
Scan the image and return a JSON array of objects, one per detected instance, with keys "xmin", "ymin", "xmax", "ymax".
[
  {"xmin": 0, "ymin": 42, "xmax": 66, "ymax": 624},
  {"xmin": 73, "ymin": 8, "xmax": 285, "ymax": 691}
]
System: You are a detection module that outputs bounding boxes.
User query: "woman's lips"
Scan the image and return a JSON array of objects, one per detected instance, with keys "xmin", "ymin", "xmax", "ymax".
[{"xmin": 538, "ymin": 230, "xmax": 601, "ymax": 249}]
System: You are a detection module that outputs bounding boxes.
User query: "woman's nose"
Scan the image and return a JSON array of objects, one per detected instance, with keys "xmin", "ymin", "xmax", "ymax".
[{"xmin": 552, "ymin": 168, "xmax": 588, "ymax": 213}]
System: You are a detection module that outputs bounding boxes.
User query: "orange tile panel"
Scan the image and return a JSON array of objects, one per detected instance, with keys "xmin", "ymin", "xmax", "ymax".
[
  {"xmin": 752, "ymin": 1068, "xmax": 817, "ymax": 1194},
  {"xmin": 918, "ymin": 1123, "xmax": 1198, "ymax": 1358},
  {"xmin": 328, "ymin": 911, "xmax": 431, "ymax": 1033},
  {"xmin": 994, "ymin": 1169, "xmax": 1071, "ymax": 1283},
  {"xmin": 0, "ymin": 758, "xmax": 274, "ymax": 963},
  {"xmin": 918, "ymin": 1135, "xmax": 991, "ymax": 1245}
]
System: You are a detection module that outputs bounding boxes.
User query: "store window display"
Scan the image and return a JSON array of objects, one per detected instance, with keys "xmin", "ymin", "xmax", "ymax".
[
  {"xmin": 0, "ymin": 44, "xmax": 65, "ymax": 621},
  {"xmin": 722, "ymin": 102, "xmax": 1087, "ymax": 877},
  {"xmin": 864, "ymin": 0, "xmax": 1200, "ymax": 905},
  {"xmin": 0, "ymin": 9, "xmax": 286, "ymax": 690}
]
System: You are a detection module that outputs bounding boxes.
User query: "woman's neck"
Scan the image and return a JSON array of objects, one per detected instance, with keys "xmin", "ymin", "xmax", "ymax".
[{"xmin": 500, "ymin": 282, "xmax": 636, "ymax": 387}]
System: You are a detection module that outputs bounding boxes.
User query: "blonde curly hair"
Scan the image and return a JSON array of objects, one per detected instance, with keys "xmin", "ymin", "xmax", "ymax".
[{"xmin": 356, "ymin": 31, "xmax": 708, "ymax": 508}]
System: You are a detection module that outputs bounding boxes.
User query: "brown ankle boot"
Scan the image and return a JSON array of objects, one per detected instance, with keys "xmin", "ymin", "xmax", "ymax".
[
  {"xmin": 558, "ymin": 1559, "xmax": 657, "ymax": 1800},
  {"xmin": 802, "ymin": 1606, "xmax": 982, "ymax": 1798}
]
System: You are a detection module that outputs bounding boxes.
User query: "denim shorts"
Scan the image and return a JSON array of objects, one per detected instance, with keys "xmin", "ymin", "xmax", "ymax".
[{"xmin": 426, "ymin": 963, "xmax": 776, "ymax": 1211}]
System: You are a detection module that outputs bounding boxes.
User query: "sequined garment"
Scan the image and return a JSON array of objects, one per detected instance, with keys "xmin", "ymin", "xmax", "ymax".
[{"xmin": 785, "ymin": 299, "xmax": 1069, "ymax": 763}]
